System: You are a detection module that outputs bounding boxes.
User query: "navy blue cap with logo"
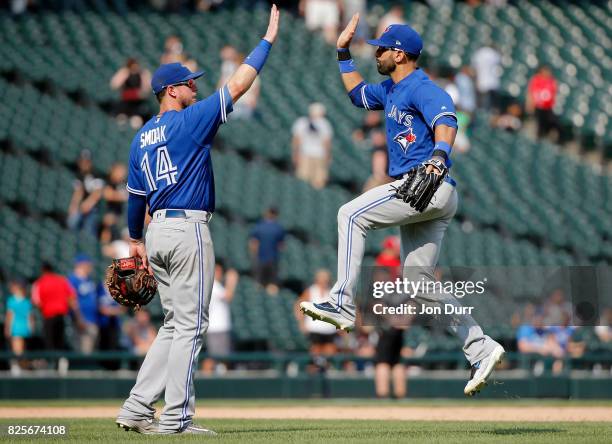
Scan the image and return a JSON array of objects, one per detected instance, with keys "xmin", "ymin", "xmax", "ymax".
[
  {"xmin": 151, "ymin": 63, "xmax": 205, "ymax": 95},
  {"xmin": 366, "ymin": 24, "xmax": 423, "ymax": 56}
]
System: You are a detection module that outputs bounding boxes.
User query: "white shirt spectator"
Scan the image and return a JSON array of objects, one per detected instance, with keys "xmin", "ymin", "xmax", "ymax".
[
  {"xmin": 471, "ymin": 46, "xmax": 501, "ymax": 93},
  {"xmin": 292, "ymin": 116, "xmax": 333, "ymax": 158},
  {"xmin": 208, "ymin": 280, "xmax": 231, "ymax": 333},
  {"xmin": 455, "ymin": 70, "xmax": 476, "ymax": 113},
  {"xmin": 303, "ymin": 0, "xmax": 340, "ymax": 30},
  {"xmin": 377, "ymin": 6, "xmax": 406, "ymax": 38}
]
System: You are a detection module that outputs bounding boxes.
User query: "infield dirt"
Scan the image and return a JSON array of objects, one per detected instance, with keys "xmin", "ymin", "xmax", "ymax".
[{"xmin": 1, "ymin": 405, "xmax": 610, "ymax": 422}]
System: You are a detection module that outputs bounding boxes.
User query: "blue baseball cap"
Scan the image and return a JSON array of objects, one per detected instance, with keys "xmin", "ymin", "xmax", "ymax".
[
  {"xmin": 151, "ymin": 63, "xmax": 204, "ymax": 95},
  {"xmin": 74, "ymin": 253, "xmax": 92, "ymax": 265},
  {"xmin": 367, "ymin": 24, "xmax": 423, "ymax": 56}
]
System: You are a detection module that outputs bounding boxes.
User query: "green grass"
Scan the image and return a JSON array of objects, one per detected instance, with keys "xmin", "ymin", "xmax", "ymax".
[
  {"xmin": 0, "ymin": 419, "xmax": 611, "ymax": 443},
  {"xmin": 3, "ymin": 398, "xmax": 612, "ymax": 407}
]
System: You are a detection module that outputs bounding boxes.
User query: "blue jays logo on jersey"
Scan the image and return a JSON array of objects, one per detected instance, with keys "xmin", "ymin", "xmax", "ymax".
[{"xmin": 394, "ymin": 127, "xmax": 417, "ymax": 153}]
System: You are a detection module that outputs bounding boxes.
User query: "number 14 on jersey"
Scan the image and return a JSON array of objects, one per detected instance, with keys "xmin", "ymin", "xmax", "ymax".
[{"xmin": 140, "ymin": 146, "xmax": 178, "ymax": 191}]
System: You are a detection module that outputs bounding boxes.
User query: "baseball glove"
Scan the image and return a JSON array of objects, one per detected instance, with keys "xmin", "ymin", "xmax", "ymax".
[
  {"xmin": 105, "ymin": 257, "xmax": 157, "ymax": 310},
  {"xmin": 393, "ymin": 158, "xmax": 448, "ymax": 212}
]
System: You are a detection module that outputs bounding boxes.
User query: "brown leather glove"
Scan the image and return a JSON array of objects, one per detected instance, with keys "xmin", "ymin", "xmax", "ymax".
[{"xmin": 105, "ymin": 257, "xmax": 157, "ymax": 310}]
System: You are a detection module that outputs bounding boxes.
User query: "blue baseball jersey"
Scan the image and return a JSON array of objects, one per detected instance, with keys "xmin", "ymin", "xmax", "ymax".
[
  {"xmin": 127, "ymin": 86, "xmax": 233, "ymax": 213},
  {"xmin": 350, "ymin": 68, "xmax": 457, "ymax": 178}
]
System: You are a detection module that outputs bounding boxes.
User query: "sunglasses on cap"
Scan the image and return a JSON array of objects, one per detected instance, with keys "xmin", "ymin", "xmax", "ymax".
[
  {"xmin": 164, "ymin": 78, "xmax": 197, "ymax": 90},
  {"xmin": 377, "ymin": 46, "xmax": 404, "ymax": 54}
]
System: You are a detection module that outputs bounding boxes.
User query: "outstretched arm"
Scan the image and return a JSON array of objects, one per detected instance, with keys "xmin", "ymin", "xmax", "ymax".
[
  {"xmin": 337, "ymin": 14, "xmax": 386, "ymax": 110},
  {"xmin": 226, "ymin": 4, "xmax": 280, "ymax": 102},
  {"xmin": 337, "ymin": 13, "xmax": 365, "ymax": 93}
]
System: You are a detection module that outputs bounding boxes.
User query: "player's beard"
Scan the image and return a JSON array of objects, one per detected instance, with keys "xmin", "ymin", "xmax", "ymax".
[{"xmin": 377, "ymin": 58, "xmax": 396, "ymax": 76}]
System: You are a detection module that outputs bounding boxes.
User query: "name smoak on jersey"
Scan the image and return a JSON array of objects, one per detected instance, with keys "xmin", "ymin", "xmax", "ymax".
[{"xmin": 140, "ymin": 125, "xmax": 167, "ymax": 148}]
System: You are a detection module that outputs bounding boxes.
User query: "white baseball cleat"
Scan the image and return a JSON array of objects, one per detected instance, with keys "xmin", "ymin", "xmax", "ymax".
[
  {"xmin": 300, "ymin": 301, "xmax": 355, "ymax": 332},
  {"xmin": 464, "ymin": 344, "xmax": 505, "ymax": 396},
  {"xmin": 116, "ymin": 417, "xmax": 158, "ymax": 434},
  {"xmin": 177, "ymin": 424, "xmax": 218, "ymax": 435}
]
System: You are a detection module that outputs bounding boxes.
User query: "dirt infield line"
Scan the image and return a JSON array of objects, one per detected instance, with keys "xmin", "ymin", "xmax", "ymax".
[{"xmin": 1, "ymin": 406, "xmax": 611, "ymax": 422}]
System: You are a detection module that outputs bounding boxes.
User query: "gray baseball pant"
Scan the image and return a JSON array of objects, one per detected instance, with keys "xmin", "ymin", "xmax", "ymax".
[
  {"xmin": 329, "ymin": 179, "xmax": 497, "ymax": 365},
  {"xmin": 118, "ymin": 210, "xmax": 214, "ymax": 432}
]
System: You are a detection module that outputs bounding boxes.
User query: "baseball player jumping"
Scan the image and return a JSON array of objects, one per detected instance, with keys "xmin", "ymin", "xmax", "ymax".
[
  {"xmin": 300, "ymin": 14, "xmax": 505, "ymax": 396},
  {"xmin": 116, "ymin": 5, "xmax": 280, "ymax": 434}
]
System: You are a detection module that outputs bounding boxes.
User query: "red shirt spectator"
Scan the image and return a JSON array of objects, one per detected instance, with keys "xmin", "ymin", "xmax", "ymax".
[
  {"xmin": 32, "ymin": 271, "xmax": 75, "ymax": 319},
  {"xmin": 375, "ymin": 236, "xmax": 402, "ymax": 281},
  {"xmin": 527, "ymin": 66, "xmax": 557, "ymax": 110},
  {"xmin": 375, "ymin": 236, "xmax": 401, "ymax": 268},
  {"xmin": 31, "ymin": 262, "xmax": 82, "ymax": 351}
]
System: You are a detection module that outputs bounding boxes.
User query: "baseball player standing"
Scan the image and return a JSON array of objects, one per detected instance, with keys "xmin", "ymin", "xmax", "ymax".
[
  {"xmin": 300, "ymin": 14, "xmax": 505, "ymax": 396},
  {"xmin": 116, "ymin": 5, "xmax": 280, "ymax": 435}
]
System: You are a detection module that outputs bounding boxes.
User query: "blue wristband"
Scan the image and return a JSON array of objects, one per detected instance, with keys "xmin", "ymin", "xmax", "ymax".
[
  {"xmin": 244, "ymin": 39, "xmax": 272, "ymax": 73},
  {"xmin": 338, "ymin": 59, "xmax": 356, "ymax": 74},
  {"xmin": 433, "ymin": 141, "xmax": 452, "ymax": 158}
]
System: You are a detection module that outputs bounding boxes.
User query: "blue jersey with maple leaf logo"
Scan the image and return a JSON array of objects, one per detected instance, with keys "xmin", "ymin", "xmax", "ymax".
[{"xmin": 348, "ymin": 68, "xmax": 457, "ymax": 178}]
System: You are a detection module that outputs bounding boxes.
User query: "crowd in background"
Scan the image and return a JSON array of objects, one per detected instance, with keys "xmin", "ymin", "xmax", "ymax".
[
  {"xmin": 1, "ymin": 236, "xmax": 611, "ymax": 384},
  {"xmin": 0, "ymin": 2, "xmax": 598, "ymax": 384},
  {"xmin": 100, "ymin": 2, "xmax": 562, "ymax": 190}
]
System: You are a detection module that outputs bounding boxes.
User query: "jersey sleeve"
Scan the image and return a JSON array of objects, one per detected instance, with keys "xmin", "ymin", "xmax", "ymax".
[
  {"xmin": 126, "ymin": 142, "xmax": 147, "ymax": 196},
  {"xmin": 183, "ymin": 85, "xmax": 234, "ymax": 144},
  {"xmin": 348, "ymin": 81, "xmax": 388, "ymax": 110},
  {"xmin": 412, "ymin": 83, "xmax": 458, "ymax": 129}
]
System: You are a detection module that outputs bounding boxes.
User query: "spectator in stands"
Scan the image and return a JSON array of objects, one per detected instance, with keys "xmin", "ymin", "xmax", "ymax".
[
  {"xmin": 376, "ymin": 5, "xmax": 406, "ymax": 38},
  {"xmin": 373, "ymin": 236, "xmax": 406, "ymax": 398},
  {"xmin": 454, "ymin": 65, "xmax": 477, "ymax": 115},
  {"xmin": 444, "ymin": 71, "xmax": 473, "ymax": 153},
  {"xmin": 67, "ymin": 149, "xmax": 105, "ymax": 237},
  {"xmin": 4, "ymin": 278, "xmax": 33, "ymax": 374},
  {"xmin": 202, "ymin": 260, "xmax": 239, "ymax": 374},
  {"xmin": 102, "ymin": 227, "xmax": 131, "ymax": 259},
  {"xmin": 552, "ymin": 312, "xmax": 585, "ymax": 358},
  {"xmin": 292, "ymin": 102, "xmax": 333, "ymax": 189},
  {"xmin": 353, "ymin": 111, "xmax": 384, "ymax": 147},
  {"xmin": 341, "ymin": 0, "xmax": 369, "ymax": 57},
  {"xmin": 594, "ymin": 308, "xmax": 612, "ymax": 344},
  {"xmin": 517, "ymin": 313, "xmax": 565, "ymax": 375},
  {"xmin": 300, "ymin": 0, "xmax": 340, "ymax": 45},
  {"xmin": 295, "ymin": 269, "xmax": 338, "ymax": 358},
  {"xmin": 110, "ymin": 58, "xmax": 152, "ymax": 128},
  {"xmin": 161, "ymin": 35, "xmax": 183, "ymax": 62},
  {"xmin": 195, "ymin": 0, "xmax": 226, "ymax": 11},
  {"xmin": 97, "ymin": 284, "xmax": 126, "ymax": 370},
  {"xmin": 160, "ymin": 35, "xmax": 198, "ymax": 72},
  {"xmin": 10, "ymin": 0, "xmax": 28, "ymax": 15},
  {"xmin": 68, "ymin": 254, "xmax": 104, "ymax": 354},
  {"xmin": 217, "ymin": 46, "xmax": 260, "ymax": 119},
  {"xmin": 249, "ymin": 207, "xmax": 286, "ymax": 295},
  {"xmin": 125, "ymin": 309, "xmax": 157, "ymax": 356},
  {"xmin": 98, "ymin": 286, "xmax": 126, "ymax": 353},
  {"xmin": 542, "ymin": 288, "xmax": 572, "ymax": 326},
  {"xmin": 471, "ymin": 43, "xmax": 502, "ymax": 111},
  {"xmin": 0, "ymin": 287, "xmax": 5, "ymax": 352},
  {"xmin": 491, "ymin": 103, "xmax": 523, "ymax": 133},
  {"xmin": 32, "ymin": 262, "xmax": 83, "ymax": 351},
  {"xmin": 100, "ymin": 163, "xmax": 128, "ymax": 244},
  {"xmin": 362, "ymin": 130, "xmax": 390, "ymax": 191},
  {"xmin": 375, "ymin": 236, "xmax": 401, "ymax": 269},
  {"xmin": 526, "ymin": 65, "xmax": 559, "ymax": 141},
  {"xmin": 375, "ymin": 326, "xmax": 407, "ymax": 398}
]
